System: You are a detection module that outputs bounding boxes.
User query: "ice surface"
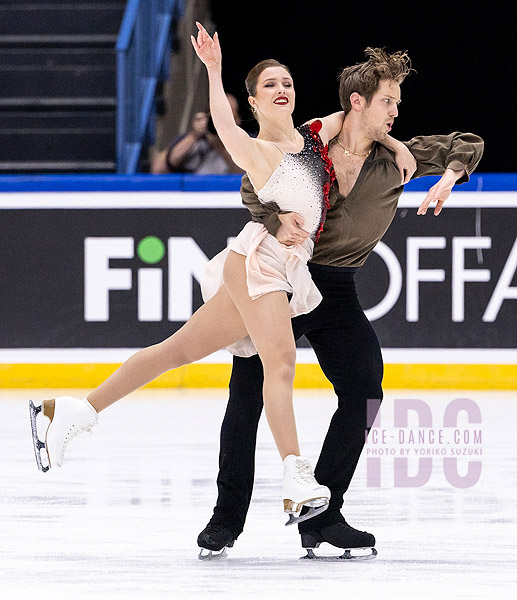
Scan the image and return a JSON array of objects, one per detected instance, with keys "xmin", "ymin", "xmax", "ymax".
[{"xmin": 1, "ymin": 389, "xmax": 516, "ymax": 599}]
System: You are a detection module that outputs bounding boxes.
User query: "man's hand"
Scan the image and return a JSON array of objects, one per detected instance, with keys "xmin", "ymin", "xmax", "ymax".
[
  {"xmin": 417, "ymin": 168, "xmax": 465, "ymax": 216},
  {"xmin": 276, "ymin": 213, "xmax": 309, "ymax": 245}
]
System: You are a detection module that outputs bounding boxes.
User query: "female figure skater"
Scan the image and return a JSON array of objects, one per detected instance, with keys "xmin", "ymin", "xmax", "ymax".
[{"xmin": 29, "ymin": 23, "xmax": 414, "ymax": 525}]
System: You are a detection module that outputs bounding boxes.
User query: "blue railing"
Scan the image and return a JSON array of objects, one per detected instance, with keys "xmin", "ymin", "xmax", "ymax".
[
  {"xmin": 116, "ymin": 0, "xmax": 184, "ymax": 174},
  {"xmin": 0, "ymin": 173, "xmax": 515, "ymax": 193}
]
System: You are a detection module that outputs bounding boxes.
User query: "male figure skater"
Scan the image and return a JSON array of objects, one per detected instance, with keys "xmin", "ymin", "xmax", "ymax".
[{"xmin": 197, "ymin": 47, "xmax": 484, "ymax": 559}]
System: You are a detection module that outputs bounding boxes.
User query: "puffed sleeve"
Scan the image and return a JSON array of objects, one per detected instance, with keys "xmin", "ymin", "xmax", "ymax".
[
  {"xmin": 406, "ymin": 132, "xmax": 484, "ymax": 184},
  {"xmin": 240, "ymin": 173, "xmax": 283, "ymax": 236}
]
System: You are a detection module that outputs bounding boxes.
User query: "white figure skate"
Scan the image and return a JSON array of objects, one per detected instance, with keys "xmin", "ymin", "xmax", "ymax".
[
  {"xmin": 282, "ymin": 455, "xmax": 330, "ymax": 526},
  {"xmin": 29, "ymin": 396, "xmax": 98, "ymax": 471}
]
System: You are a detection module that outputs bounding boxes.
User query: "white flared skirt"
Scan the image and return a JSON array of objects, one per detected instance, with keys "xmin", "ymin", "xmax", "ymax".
[{"xmin": 201, "ymin": 222, "xmax": 322, "ymax": 357}]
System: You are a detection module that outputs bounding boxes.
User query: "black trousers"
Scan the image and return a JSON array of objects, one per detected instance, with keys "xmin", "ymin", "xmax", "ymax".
[{"xmin": 210, "ymin": 263, "xmax": 384, "ymax": 536}]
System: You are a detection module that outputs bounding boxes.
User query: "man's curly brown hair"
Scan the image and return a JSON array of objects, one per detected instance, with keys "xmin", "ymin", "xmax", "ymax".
[{"xmin": 339, "ymin": 47, "xmax": 414, "ymax": 114}]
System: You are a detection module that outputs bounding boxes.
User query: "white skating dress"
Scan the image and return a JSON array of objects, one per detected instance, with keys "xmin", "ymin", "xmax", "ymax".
[{"xmin": 201, "ymin": 120, "xmax": 335, "ymax": 357}]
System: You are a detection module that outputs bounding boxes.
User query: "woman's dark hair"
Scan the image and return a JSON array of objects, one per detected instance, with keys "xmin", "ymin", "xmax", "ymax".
[{"xmin": 245, "ymin": 59, "xmax": 292, "ymax": 96}]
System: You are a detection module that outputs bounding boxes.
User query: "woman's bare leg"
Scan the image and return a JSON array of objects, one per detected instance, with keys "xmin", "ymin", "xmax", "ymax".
[
  {"xmin": 87, "ymin": 285, "xmax": 248, "ymax": 412},
  {"xmin": 223, "ymin": 251, "xmax": 299, "ymax": 460}
]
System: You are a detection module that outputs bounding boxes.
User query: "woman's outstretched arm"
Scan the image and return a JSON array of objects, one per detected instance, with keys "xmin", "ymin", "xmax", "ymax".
[
  {"xmin": 191, "ymin": 23, "xmax": 262, "ymax": 172},
  {"xmin": 381, "ymin": 135, "xmax": 417, "ymax": 183}
]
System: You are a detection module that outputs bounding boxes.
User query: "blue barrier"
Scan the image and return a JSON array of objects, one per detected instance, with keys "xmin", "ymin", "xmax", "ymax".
[
  {"xmin": 0, "ymin": 173, "xmax": 515, "ymax": 193},
  {"xmin": 116, "ymin": 0, "xmax": 184, "ymax": 175},
  {"xmin": 402, "ymin": 172, "xmax": 517, "ymax": 192}
]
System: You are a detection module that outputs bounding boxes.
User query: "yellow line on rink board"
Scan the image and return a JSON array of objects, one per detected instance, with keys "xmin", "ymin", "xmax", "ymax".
[{"xmin": 0, "ymin": 363, "xmax": 516, "ymax": 390}]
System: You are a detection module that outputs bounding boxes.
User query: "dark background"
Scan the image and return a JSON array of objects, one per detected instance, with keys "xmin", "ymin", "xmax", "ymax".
[{"xmin": 210, "ymin": 0, "xmax": 515, "ymax": 173}]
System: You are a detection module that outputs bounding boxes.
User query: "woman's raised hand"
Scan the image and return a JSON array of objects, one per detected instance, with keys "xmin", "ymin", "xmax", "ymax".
[
  {"xmin": 191, "ymin": 21, "xmax": 221, "ymax": 70},
  {"xmin": 394, "ymin": 143, "xmax": 417, "ymax": 185}
]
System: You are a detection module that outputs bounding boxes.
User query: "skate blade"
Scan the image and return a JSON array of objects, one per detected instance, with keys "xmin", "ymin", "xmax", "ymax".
[
  {"xmin": 198, "ymin": 547, "xmax": 228, "ymax": 561},
  {"xmin": 28, "ymin": 400, "xmax": 50, "ymax": 473},
  {"xmin": 284, "ymin": 501, "xmax": 329, "ymax": 527},
  {"xmin": 300, "ymin": 547, "xmax": 378, "ymax": 561}
]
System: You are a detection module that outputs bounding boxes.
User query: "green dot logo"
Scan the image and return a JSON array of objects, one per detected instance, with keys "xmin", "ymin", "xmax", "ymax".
[{"xmin": 137, "ymin": 236, "xmax": 165, "ymax": 264}]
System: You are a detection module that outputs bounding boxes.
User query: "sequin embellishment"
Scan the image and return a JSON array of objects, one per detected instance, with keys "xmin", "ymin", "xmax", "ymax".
[{"xmin": 256, "ymin": 120, "xmax": 335, "ymax": 244}]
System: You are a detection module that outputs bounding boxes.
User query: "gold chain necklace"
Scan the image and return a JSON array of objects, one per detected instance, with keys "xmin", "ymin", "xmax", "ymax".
[{"xmin": 336, "ymin": 139, "xmax": 372, "ymax": 157}]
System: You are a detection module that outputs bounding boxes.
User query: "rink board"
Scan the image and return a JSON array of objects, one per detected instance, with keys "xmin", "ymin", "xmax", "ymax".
[
  {"xmin": 1, "ymin": 349, "xmax": 516, "ymax": 390},
  {"xmin": 0, "ymin": 174, "xmax": 516, "ymax": 389},
  {"xmin": 0, "ymin": 362, "xmax": 515, "ymax": 389}
]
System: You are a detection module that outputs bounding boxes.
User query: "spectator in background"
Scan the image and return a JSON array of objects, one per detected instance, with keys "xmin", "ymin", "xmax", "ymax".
[{"xmin": 152, "ymin": 94, "xmax": 243, "ymax": 174}]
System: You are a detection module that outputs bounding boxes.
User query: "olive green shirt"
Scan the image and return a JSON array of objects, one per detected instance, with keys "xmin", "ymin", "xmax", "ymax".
[{"xmin": 240, "ymin": 132, "xmax": 484, "ymax": 267}]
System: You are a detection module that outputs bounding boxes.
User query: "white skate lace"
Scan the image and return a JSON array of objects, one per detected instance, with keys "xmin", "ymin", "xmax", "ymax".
[
  {"xmin": 62, "ymin": 421, "xmax": 96, "ymax": 451},
  {"xmin": 290, "ymin": 458, "xmax": 318, "ymax": 487}
]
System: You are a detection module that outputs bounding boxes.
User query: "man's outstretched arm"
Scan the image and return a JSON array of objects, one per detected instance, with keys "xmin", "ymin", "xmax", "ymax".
[{"xmin": 405, "ymin": 132, "xmax": 484, "ymax": 215}]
